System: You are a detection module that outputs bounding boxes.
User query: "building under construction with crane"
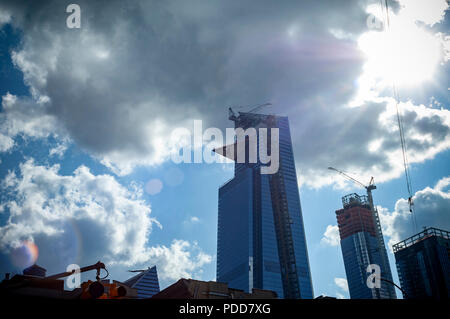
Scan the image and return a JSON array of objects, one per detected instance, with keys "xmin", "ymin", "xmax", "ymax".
[
  {"xmin": 329, "ymin": 168, "xmax": 397, "ymax": 299},
  {"xmin": 215, "ymin": 104, "xmax": 314, "ymax": 299}
]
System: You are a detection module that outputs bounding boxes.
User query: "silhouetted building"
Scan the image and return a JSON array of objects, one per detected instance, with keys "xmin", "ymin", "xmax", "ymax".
[
  {"xmin": 393, "ymin": 227, "xmax": 450, "ymax": 299},
  {"xmin": 335, "ymin": 193, "xmax": 396, "ymax": 299},
  {"xmin": 216, "ymin": 112, "xmax": 313, "ymax": 299},
  {"xmin": 1, "ymin": 263, "xmax": 136, "ymax": 299},
  {"xmin": 123, "ymin": 266, "xmax": 160, "ymax": 298},
  {"xmin": 315, "ymin": 295, "xmax": 337, "ymax": 299},
  {"xmin": 0, "ymin": 273, "xmax": 74, "ymax": 298},
  {"xmin": 152, "ymin": 279, "xmax": 277, "ymax": 299},
  {"xmin": 23, "ymin": 264, "xmax": 47, "ymax": 277}
]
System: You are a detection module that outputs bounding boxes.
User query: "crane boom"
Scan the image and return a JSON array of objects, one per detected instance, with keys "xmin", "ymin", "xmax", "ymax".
[
  {"xmin": 247, "ymin": 102, "xmax": 272, "ymax": 114},
  {"xmin": 327, "ymin": 167, "xmax": 367, "ymax": 189},
  {"xmin": 228, "ymin": 102, "xmax": 271, "ymax": 121},
  {"xmin": 45, "ymin": 261, "xmax": 107, "ymax": 281}
]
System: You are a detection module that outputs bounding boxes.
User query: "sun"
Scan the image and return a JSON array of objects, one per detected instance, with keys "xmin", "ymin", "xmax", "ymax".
[{"xmin": 357, "ymin": 7, "xmax": 443, "ymax": 89}]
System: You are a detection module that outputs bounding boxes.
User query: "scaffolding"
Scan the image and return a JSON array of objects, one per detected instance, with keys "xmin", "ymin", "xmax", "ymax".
[{"xmin": 342, "ymin": 193, "xmax": 370, "ymax": 209}]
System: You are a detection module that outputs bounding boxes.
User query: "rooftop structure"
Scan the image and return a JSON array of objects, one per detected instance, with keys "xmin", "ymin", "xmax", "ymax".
[
  {"xmin": 123, "ymin": 266, "xmax": 160, "ymax": 299},
  {"xmin": 393, "ymin": 227, "xmax": 450, "ymax": 299},
  {"xmin": 393, "ymin": 227, "xmax": 450, "ymax": 253},
  {"xmin": 152, "ymin": 279, "xmax": 277, "ymax": 299}
]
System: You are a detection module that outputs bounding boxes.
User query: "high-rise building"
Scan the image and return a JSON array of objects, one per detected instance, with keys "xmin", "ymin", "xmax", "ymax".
[
  {"xmin": 335, "ymin": 193, "xmax": 396, "ymax": 299},
  {"xmin": 216, "ymin": 112, "xmax": 313, "ymax": 299},
  {"xmin": 123, "ymin": 266, "xmax": 160, "ymax": 299},
  {"xmin": 393, "ymin": 227, "xmax": 450, "ymax": 299}
]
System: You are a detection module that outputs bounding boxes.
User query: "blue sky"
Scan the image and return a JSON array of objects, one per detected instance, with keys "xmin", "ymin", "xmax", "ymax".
[{"xmin": 0, "ymin": 0, "xmax": 449, "ymax": 298}]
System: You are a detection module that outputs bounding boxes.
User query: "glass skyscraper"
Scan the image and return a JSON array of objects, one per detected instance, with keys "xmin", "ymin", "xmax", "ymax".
[
  {"xmin": 216, "ymin": 112, "xmax": 313, "ymax": 299},
  {"xmin": 393, "ymin": 227, "xmax": 450, "ymax": 299},
  {"xmin": 335, "ymin": 193, "xmax": 396, "ymax": 299},
  {"xmin": 123, "ymin": 266, "xmax": 160, "ymax": 299}
]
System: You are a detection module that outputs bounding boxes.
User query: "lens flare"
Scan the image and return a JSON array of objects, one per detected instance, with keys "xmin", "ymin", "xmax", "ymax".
[
  {"xmin": 145, "ymin": 178, "xmax": 163, "ymax": 195},
  {"xmin": 10, "ymin": 241, "xmax": 39, "ymax": 269}
]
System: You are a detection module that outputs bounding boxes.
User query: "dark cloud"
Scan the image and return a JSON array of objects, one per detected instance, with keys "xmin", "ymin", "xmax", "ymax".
[{"xmin": 0, "ymin": 0, "xmax": 448, "ymax": 184}]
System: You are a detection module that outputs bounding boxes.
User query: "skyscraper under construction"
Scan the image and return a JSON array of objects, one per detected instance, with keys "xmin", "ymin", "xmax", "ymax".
[
  {"xmin": 216, "ymin": 110, "xmax": 313, "ymax": 299},
  {"xmin": 335, "ymin": 193, "xmax": 396, "ymax": 299}
]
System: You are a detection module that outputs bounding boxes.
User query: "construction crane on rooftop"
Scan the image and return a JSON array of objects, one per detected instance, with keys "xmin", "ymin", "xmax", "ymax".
[
  {"xmin": 328, "ymin": 167, "xmax": 376, "ymax": 209},
  {"xmin": 228, "ymin": 102, "xmax": 272, "ymax": 121}
]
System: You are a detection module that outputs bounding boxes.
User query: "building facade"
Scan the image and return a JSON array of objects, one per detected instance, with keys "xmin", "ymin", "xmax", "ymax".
[
  {"xmin": 216, "ymin": 112, "xmax": 313, "ymax": 299},
  {"xmin": 123, "ymin": 266, "xmax": 160, "ymax": 299},
  {"xmin": 335, "ymin": 193, "xmax": 396, "ymax": 299},
  {"xmin": 393, "ymin": 227, "xmax": 450, "ymax": 299},
  {"xmin": 152, "ymin": 279, "xmax": 278, "ymax": 299}
]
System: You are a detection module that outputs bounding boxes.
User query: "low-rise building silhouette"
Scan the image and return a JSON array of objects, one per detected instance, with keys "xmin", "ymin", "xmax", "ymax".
[{"xmin": 152, "ymin": 279, "xmax": 278, "ymax": 299}]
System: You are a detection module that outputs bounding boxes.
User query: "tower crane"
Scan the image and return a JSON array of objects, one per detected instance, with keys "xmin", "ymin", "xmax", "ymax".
[
  {"xmin": 328, "ymin": 167, "xmax": 376, "ymax": 209},
  {"xmin": 228, "ymin": 102, "xmax": 272, "ymax": 121}
]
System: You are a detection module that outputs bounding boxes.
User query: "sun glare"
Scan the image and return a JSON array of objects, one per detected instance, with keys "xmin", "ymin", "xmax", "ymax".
[{"xmin": 358, "ymin": 8, "xmax": 442, "ymax": 89}]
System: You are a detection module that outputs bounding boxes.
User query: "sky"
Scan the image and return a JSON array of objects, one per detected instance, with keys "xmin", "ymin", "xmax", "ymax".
[{"xmin": 0, "ymin": 0, "xmax": 449, "ymax": 298}]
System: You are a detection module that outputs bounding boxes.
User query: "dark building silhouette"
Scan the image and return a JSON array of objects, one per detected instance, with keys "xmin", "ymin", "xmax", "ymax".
[
  {"xmin": 335, "ymin": 193, "xmax": 396, "ymax": 299},
  {"xmin": 315, "ymin": 295, "xmax": 337, "ymax": 299},
  {"xmin": 23, "ymin": 264, "xmax": 46, "ymax": 277},
  {"xmin": 393, "ymin": 227, "xmax": 450, "ymax": 299},
  {"xmin": 0, "ymin": 272, "xmax": 70, "ymax": 298},
  {"xmin": 1, "ymin": 263, "xmax": 137, "ymax": 299},
  {"xmin": 152, "ymin": 279, "xmax": 277, "ymax": 299}
]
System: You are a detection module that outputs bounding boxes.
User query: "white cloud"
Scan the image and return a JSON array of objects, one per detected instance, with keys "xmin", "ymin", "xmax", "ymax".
[
  {"xmin": 0, "ymin": 93, "xmax": 62, "ymax": 148},
  {"xmin": 399, "ymin": 0, "xmax": 448, "ymax": 26},
  {"xmin": 378, "ymin": 176, "xmax": 450, "ymax": 250},
  {"xmin": 183, "ymin": 216, "xmax": 201, "ymax": 227},
  {"xmin": 48, "ymin": 142, "xmax": 68, "ymax": 158},
  {"xmin": 435, "ymin": 176, "xmax": 450, "ymax": 192},
  {"xmin": 0, "ymin": 159, "xmax": 212, "ymax": 277},
  {"xmin": 0, "ymin": 159, "xmax": 158, "ymax": 266},
  {"xmin": 334, "ymin": 277, "xmax": 349, "ymax": 292},
  {"xmin": 321, "ymin": 225, "xmax": 340, "ymax": 247},
  {"xmin": 147, "ymin": 239, "xmax": 212, "ymax": 281},
  {"xmin": 190, "ymin": 216, "xmax": 200, "ymax": 223},
  {"xmin": 0, "ymin": 132, "xmax": 14, "ymax": 152}
]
